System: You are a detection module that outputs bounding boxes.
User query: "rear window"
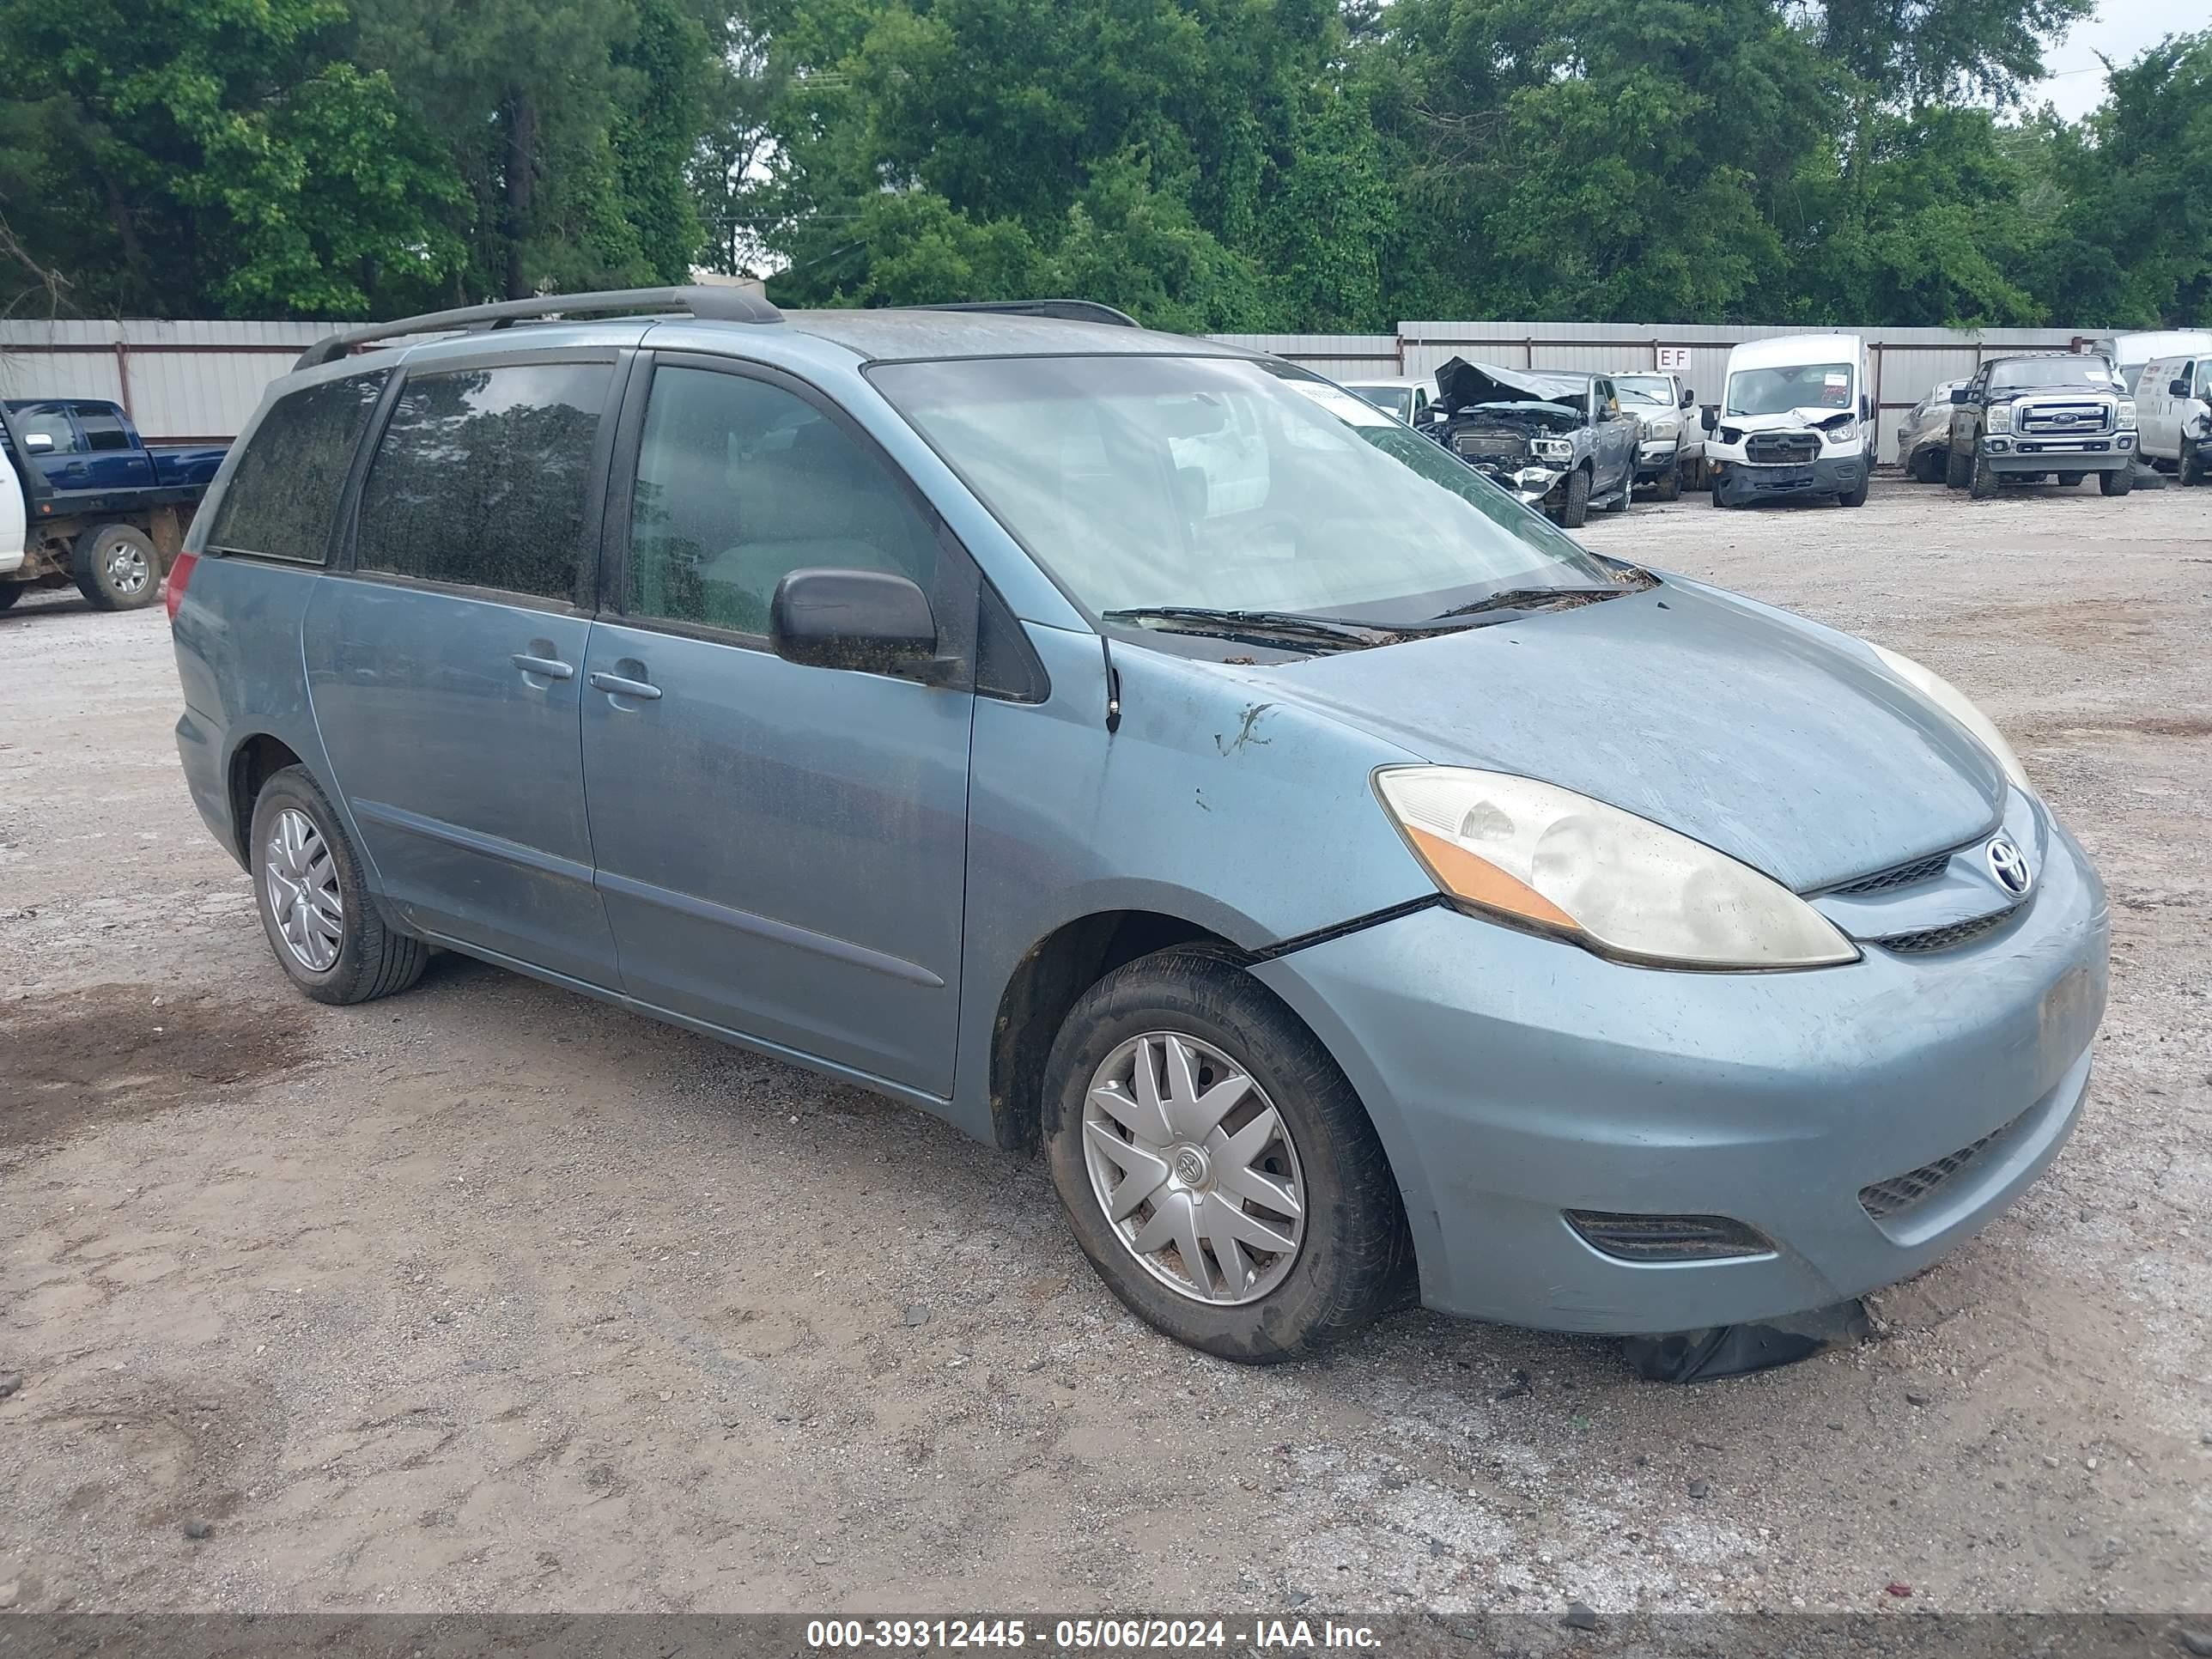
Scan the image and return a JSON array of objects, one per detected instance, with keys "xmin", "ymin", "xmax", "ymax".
[
  {"xmin": 207, "ymin": 372, "xmax": 390, "ymax": 562},
  {"xmin": 353, "ymin": 362, "xmax": 609, "ymax": 603}
]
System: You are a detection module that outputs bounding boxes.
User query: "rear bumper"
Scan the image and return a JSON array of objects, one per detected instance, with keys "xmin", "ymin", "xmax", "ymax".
[
  {"xmin": 1253, "ymin": 814, "xmax": 2109, "ymax": 1334},
  {"xmin": 1711, "ymin": 453, "xmax": 1863, "ymax": 505},
  {"xmin": 175, "ymin": 707, "xmax": 241, "ymax": 867}
]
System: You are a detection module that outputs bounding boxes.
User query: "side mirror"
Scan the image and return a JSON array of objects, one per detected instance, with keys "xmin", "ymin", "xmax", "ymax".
[
  {"xmin": 770, "ymin": 568, "xmax": 943, "ymax": 678},
  {"xmin": 1680, "ymin": 387, "xmax": 1695, "ymax": 407},
  {"xmin": 22, "ymin": 432, "xmax": 55, "ymax": 454},
  {"xmin": 1698, "ymin": 405, "xmax": 1717, "ymax": 432},
  {"xmin": 2171, "ymin": 378, "xmax": 2191, "ymax": 398},
  {"xmin": 1950, "ymin": 387, "xmax": 1970, "ymax": 405}
]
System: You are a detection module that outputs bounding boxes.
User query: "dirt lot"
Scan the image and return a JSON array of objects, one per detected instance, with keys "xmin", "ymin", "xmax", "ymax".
[{"xmin": 2, "ymin": 475, "xmax": 2209, "ymax": 1618}]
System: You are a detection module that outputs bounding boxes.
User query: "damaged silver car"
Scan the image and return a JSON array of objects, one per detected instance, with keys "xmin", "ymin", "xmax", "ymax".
[{"xmin": 1426, "ymin": 359, "xmax": 1638, "ymax": 527}]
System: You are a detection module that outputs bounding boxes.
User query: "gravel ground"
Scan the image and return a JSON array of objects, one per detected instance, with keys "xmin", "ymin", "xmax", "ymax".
[{"xmin": 2, "ymin": 473, "xmax": 2208, "ymax": 1618}]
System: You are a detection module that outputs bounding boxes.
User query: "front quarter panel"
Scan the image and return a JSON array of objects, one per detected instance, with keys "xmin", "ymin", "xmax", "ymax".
[{"xmin": 949, "ymin": 623, "xmax": 1434, "ymax": 1141}]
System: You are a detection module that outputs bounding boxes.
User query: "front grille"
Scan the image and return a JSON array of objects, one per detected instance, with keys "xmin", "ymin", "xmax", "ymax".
[
  {"xmin": 1745, "ymin": 432, "xmax": 1819, "ymax": 465},
  {"xmin": 1874, "ymin": 907, "xmax": 2018, "ymax": 955},
  {"xmin": 1564, "ymin": 1211, "xmax": 1771, "ymax": 1262},
  {"xmin": 1451, "ymin": 428, "xmax": 1524, "ymax": 465},
  {"xmin": 1860, "ymin": 1113, "xmax": 2023, "ymax": 1219},
  {"xmin": 2015, "ymin": 398, "xmax": 2112, "ymax": 435},
  {"xmin": 1832, "ymin": 849, "xmax": 1954, "ymax": 896}
]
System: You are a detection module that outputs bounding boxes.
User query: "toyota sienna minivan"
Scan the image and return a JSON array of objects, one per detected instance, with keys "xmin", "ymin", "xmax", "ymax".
[{"xmin": 169, "ymin": 289, "xmax": 2109, "ymax": 1362}]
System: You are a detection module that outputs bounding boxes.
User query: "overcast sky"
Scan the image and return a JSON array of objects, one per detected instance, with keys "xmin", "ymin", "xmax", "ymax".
[{"xmin": 2027, "ymin": 0, "xmax": 2180, "ymax": 119}]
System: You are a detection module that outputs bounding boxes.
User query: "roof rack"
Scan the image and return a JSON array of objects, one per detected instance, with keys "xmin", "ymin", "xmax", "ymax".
[
  {"xmin": 915, "ymin": 300, "xmax": 1140, "ymax": 328},
  {"xmin": 295, "ymin": 285, "xmax": 783, "ymax": 369}
]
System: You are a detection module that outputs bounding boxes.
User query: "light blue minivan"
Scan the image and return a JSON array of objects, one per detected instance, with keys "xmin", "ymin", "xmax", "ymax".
[{"xmin": 168, "ymin": 289, "xmax": 2109, "ymax": 1362}]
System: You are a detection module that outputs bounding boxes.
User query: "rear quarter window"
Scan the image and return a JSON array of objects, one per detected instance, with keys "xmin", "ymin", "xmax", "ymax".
[
  {"xmin": 207, "ymin": 372, "xmax": 391, "ymax": 562},
  {"xmin": 352, "ymin": 362, "xmax": 610, "ymax": 604}
]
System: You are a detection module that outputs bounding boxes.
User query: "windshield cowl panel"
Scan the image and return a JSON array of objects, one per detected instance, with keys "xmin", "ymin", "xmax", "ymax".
[{"xmin": 871, "ymin": 354, "xmax": 1629, "ymax": 638}]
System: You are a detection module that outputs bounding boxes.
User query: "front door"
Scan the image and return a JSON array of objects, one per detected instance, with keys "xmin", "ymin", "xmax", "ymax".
[
  {"xmin": 304, "ymin": 356, "xmax": 623, "ymax": 988},
  {"xmin": 580, "ymin": 356, "xmax": 976, "ymax": 1096}
]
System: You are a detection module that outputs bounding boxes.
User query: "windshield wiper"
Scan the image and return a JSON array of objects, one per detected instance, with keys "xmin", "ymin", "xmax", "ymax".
[
  {"xmin": 1432, "ymin": 586, "xmax": 1632, "ymax": 620},
  {"xmin": 1101, "ymin": 606, "xmax": 1418, "ymax": 650}
]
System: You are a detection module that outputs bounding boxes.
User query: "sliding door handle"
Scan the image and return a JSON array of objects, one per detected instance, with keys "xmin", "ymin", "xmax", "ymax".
[{"xmin": 588, "ymin": 670, "xmax": 662, "ymax": 702}]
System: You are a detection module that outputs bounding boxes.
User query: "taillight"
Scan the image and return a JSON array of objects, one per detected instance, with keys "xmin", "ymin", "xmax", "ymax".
[{"xmin": 164, "ymin": 550, "xmax": 198, "ymax": 623}]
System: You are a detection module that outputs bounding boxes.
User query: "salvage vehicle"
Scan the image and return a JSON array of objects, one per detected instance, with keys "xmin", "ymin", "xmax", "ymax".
[
  {"xmin": 1340, "ymin": 376, "xmax": 1437, "ymax": 426},
  {"xmin": 2087, "ymin": 330, "xmax": 2212, "ymax": 395},
  {"xmin": 1897, "ymin": 380, "xmax": 1967, "ymax": 482},
  {"xmin": 170, "ymin": 288, "xmax": 2109, "ymax": 1363},
  {"xmin": 0, "ymin": 427, "xmax": 25, "ymax": 596},
  {"xmin": 1703, "ymin": 334, "xmax": 1871, "ymax": 508},
  {"xmin": 1612, "ymin": 370, "xmax": 1702, "ymax": 498},
  {"xmin": 1428, "ymin": 359, "xmax": 1637, "ymax": 527},
  {"xmin": 2135, "ymin": 354, "xmax": 2211, "ymax": 484},
  {"xmin": 0, "ymin": 399, "xmax": 226, "ymax": 611},
  {"xmin": 1945, "ymin": 356, "xmax": 2135, "ymax": 498}
]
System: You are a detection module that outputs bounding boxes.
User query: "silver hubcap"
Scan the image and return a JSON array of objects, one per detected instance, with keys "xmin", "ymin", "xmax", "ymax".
[
  {"xmin": 106, "ymin": 543, "xmax": 150, "ymax": 595},
  {"xmin": 263, "ymin": 808, "xmax": 342, "ymax": 971},
  {"xmin": 1082, "ymin": 1032, "xmax": 1305, "ymax": 1305}
]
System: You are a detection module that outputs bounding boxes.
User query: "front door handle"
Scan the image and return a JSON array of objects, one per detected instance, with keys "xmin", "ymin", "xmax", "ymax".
[
  {"xmin": 588, "ymin": 670, "xmax": 662, "ymax": 702},
  {"xmin": 511, "ymin": 653, "xmax": 574, "ymax": 680}
]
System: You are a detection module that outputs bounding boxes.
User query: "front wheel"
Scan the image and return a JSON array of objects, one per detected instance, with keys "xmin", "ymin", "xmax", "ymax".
[
  {"xmin": 2057, "ymin": 471, "xmax": 2085, "ymax": 487},
  {"xmin": 2184, "ymin": 447, "xmax": 2207, "ymax": 487},
  {"xmin": 1968, "ymin": 447, "xmax": 1999, "ymax": 499},
  {"xmin": 70, "ymin": 523, "xmax": 161, "ymax": 611},
  {"xmin": 1656, "ymin": 465, "xmax": 1681, "ymax": 501},
  {"xmin": 1555, "ymin": 466, "xmax": 1592, "ymax": 527},
  {"xmin": 1838, "ymin": 470, "xmax": 1869, "ymax": 507},
  {"xmin": 0, "ymin": 583, "xmax": 24, "ymax": 612},
  {"xmin": 2100, "ymin": 465, "xmax": 2132, "ymax": 496},
  {"xmin": 1042, "ymin": 951, "xmax": 1413, "ymax": 1363},
  {"xmin": 249, "ymin": 765, "xmax": 429, "ymax": 1005}
]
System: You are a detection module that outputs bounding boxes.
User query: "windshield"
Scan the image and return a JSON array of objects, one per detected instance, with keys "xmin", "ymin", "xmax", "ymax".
[
  {"xmin": 1614, "ymin": 376, "xmax": 1673, "ymax": 407},
  {"xmin": 1725, "ymin": 362, "xmax": 1854, "ymax": 416},
  {"xmin": 872, "ymin": 355, "xmax": 1620, "ymax": 624},
  {"xmin": 1989, "ymin": 358, "xmax": 2118, "ymax": 392},
  {"xmin": 1348, "ymin": 385, "xmax": 1413, "ymax": 422}
]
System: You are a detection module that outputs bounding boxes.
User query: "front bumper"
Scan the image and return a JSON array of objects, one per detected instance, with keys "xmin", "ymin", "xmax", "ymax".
[
  {"xmin": 1979, "ymin": 433, "xmax": 2132, "ymax": 473},
  {"xmin": 1711, "ymin": 451, "xmax": 1863, "ymax": 505},
  {"xmin": 1634, "ymin": 439, "xmax": 1681, "ymax": 479},
  {"xmin": 1466, "ymin": 462, "xmax": 1566, "ymax": 506},
  {"xmin": 1252, "ymin": 813, "xmax": 2109, "ymax": 1334}
]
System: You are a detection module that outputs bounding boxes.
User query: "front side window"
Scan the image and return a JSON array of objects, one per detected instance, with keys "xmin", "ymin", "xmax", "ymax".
[
  {"xmin": 9, "ymin": 404, "xmax": 80, "ymax": 453},
  {"xmin": 624, "ymin": 366, "xmax": 940, "ymax": 635},
  {"xmin": 206, "ymin": 371, "xmax": 390, "ymax": 562},
  {"xmin": 1350, "ymin": 386, "xmax": 1413, "ymax": 422},
  {"xmin": 355, "ymin": 362, "xmax": 610, "ymax": 602},
  {"xmin": 871, "ymin": 355, "xmax": 1620, "ymax": 625},
  {"xmin": 1725, "ymin": 362, "xmax": 1855, "ymax": 416}
]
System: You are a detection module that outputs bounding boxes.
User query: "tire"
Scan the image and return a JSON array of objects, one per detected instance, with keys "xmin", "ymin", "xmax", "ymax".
[
  {"xmin": 1656, "ymin": 464, "xmax": 1681, "ymax": 501},
  {"xmin": 1556, "ymin": 466, "xmax": 1591, "ymax": 527},
  {"xmin": 1968, "ymin": 447, "xmax": 1998, "ymax": 499},
  {"xmin": 2100, "ymin": 465, "xmax": 2131, "ymax": 496},
  {"xmin": 1911, "ymin": 447, "xmax": 1944, "ymax": 483},
  {"xmin": 1709, "ymin": 475, "xmax": 1731, "ymax": 507},
  {"xmin": 1838, "ymin": 469, "xmax": 1869, "ymax": 507},
  {"xmin": 2057, "ymin": 472, "xmax": 2084, "ymax": 487},
  {"xmin": 1603, "ymin": 466, "xmax": 1632, "ymax": 513},
  {"xmin": 2184, "ymin": 448, "xmax": 2208, "ymax": 487},
  {"xmin": 1042, "ymin": 950, "xmax": 1413, "ymax": 1363},
  {"xmin": 70, "ymin": 523, "xmax": 161, "ymax": 611},
  {"xmin": 0, "ymin": 583, "xmax": 24, "ymax": 612},
  {"xmin": 248, "ymin": 764, "xmax": 428, "ymax": 1005},
  {"xmin": 1944, "ymin": 445, "xmax": 1970, "ymax": 490}
]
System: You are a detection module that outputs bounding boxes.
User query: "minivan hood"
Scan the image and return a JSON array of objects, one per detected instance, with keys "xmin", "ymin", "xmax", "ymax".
[{"xmin": 1244, "ymin": 580, "xmax": 2003, "ymax": 891}]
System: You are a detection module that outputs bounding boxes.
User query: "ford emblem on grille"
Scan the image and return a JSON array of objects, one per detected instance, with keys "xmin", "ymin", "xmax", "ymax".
[{"xmin": 1987, "ymin": 835, "xmax": 2032, "ymax": 895}]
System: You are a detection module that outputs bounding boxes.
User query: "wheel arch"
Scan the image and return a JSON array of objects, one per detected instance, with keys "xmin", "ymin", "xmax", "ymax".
[{"xmin": 226, "ymin": 732, "xmax": 307, "ymax": 867}]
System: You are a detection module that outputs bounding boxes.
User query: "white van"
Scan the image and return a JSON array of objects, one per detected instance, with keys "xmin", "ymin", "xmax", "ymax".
[
  {"xmin": 1703, "ymin": 333, "xmax": 1872, "ymax": 508},
  {"xmin": 2088, "ymin": 331, "xmax": 2212, "ymax": 396},
  {"xmin": 2136, "ymin": 352, "xmax": 2212, "ymax": 483}
]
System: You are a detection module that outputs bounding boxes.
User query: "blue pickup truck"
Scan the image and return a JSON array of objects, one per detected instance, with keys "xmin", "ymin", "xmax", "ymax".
[{"xmin": 0, "ymin": 399, "xmax": 228, "ymax": 611}]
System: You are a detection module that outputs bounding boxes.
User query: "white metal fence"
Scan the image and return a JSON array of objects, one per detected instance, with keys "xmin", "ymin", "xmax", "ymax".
[{"xmin": 3, "ymin": 314, "xmax": 2109, "ymax": 463}]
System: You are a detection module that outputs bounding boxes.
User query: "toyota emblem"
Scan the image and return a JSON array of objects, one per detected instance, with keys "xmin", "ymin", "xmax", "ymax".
[{"xmin": 1987, "ymin": 835, "xmax": 2032, "ymax": 895}]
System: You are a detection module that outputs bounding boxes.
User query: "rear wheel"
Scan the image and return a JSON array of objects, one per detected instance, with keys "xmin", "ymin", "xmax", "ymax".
[
  {"xmin": 1656, "ymin": 464, "xmax": 1681, "ymax": 501},
  {"xmin": 1603, "ymin": 466, "xmax": 1632, "ymax": 513},
  {"xmin": 1944, "ymin": 444, "xmax": 1970, "ymax": 490},
  {"xmin": 70, "ymin": 523, "xmax": 161, "ymax": 611},
  {"xmin": 1968, "ymin": 447, "xmax": 1999, "ymax": 499},
  {"xmin": 1556, "ymin": 466, "xmax": 1591, "ymax": 527},
  {"xmin": 2100, "ymin": 465, "xmax": 2131, "ymax": 496},
  {"xmin": 249, "ymin": 765, "xmax": 428, "ymax": 1005},
  {"xmin": 1042, "ymin": 950, "xmax": 1413, "ymax": 1363}
]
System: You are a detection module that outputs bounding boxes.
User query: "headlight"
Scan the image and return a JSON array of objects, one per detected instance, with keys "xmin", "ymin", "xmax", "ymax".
[
  {"xmin": 1374, "ymin": 767, "xmax": 1859, "ymax": 970},
  {"xmin": 1716, "ymin": 425, "xmax": 1743, "ymax": 446},
  {"xmin": 1649, "ymin": 417, "xmax": 1678, "ymax": 438},
  {"xmin": 1867, "ymin": 644, "xmax": 2031, "ymax": 793},
  {"xmin": 1987, "ymin": 400, "xmax": 2013, "ymax": 433},
  {"xmin": 2117, "ymin": 399, "xmax": 2136, "ymax": 428},
  {"xmin": 1823, "ymin": 416, "xmax": 1859, "ymax": 445},
  {"xmin": 1529, "ymin": 437, "xmax": 1573, "ymax": 460}
]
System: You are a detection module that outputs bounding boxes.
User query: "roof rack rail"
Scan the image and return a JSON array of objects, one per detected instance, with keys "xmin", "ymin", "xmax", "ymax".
[
  {"xmin": 916, "ymin": 300, "xmax": 1140, "ymax": 328},
  {"xmin": 295, "ymin": 285, "xmax": 782, "ymax": 370}
]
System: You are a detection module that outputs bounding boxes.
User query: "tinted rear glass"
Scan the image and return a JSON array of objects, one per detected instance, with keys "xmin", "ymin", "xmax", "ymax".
[
  {"xmin": 207, "ymin": 372, "xmax": 390, "ymax": 562},
  {"xmin": 355, "ymin": 362, "xmax": 609, "ymax": 602}
]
